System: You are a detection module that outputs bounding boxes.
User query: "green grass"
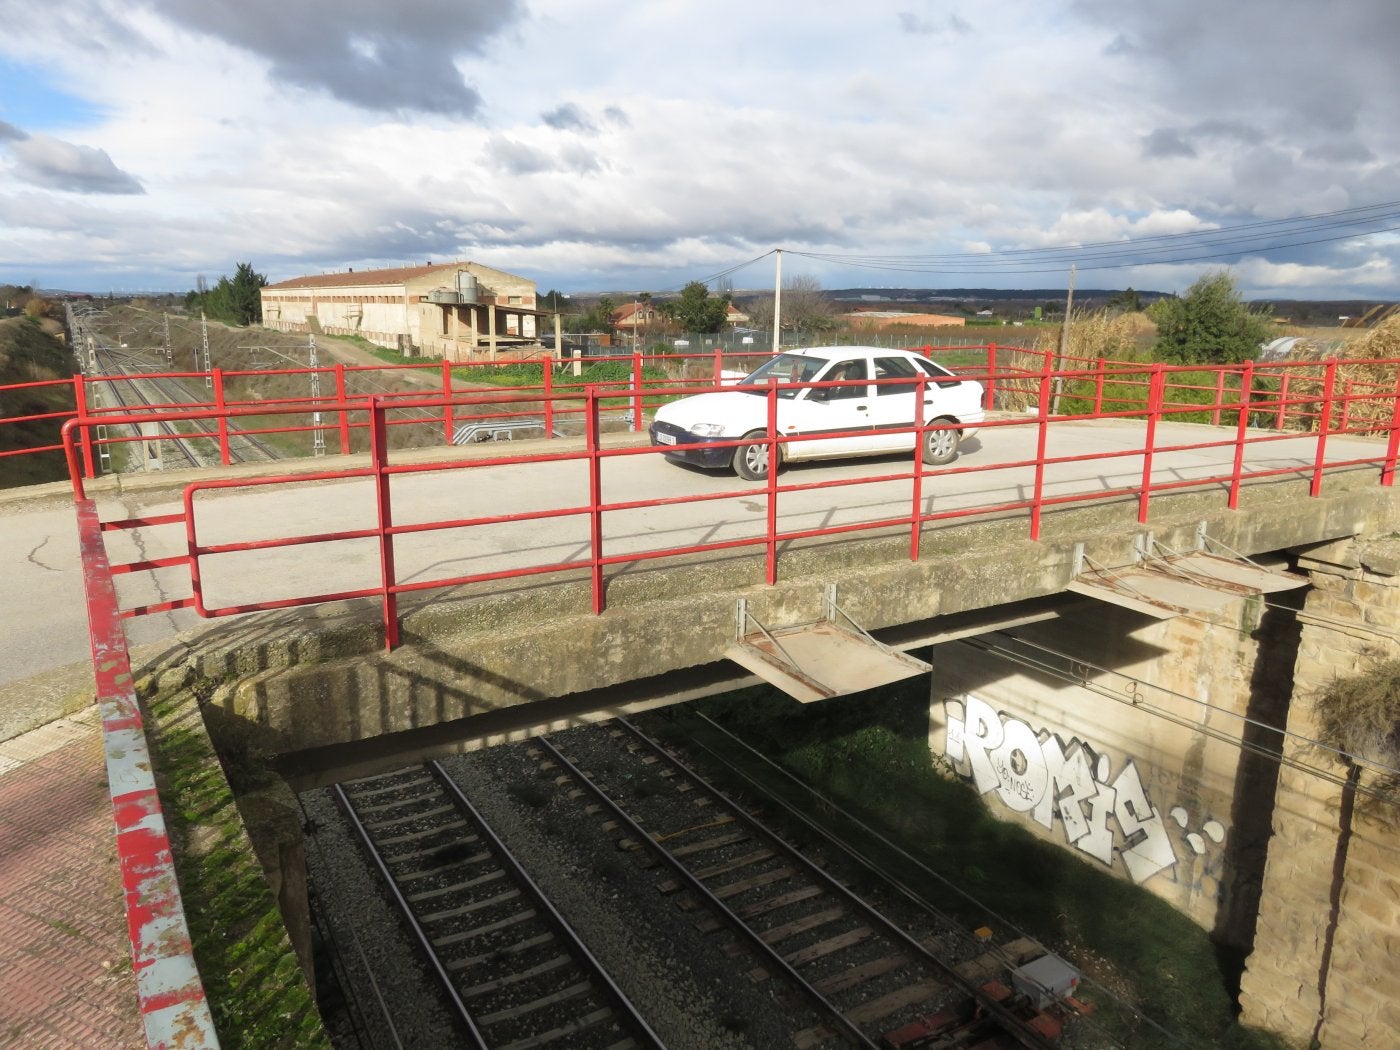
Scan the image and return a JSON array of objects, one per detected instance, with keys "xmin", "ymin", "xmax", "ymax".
[
  {"xmin": 1054, "ymin": 368, "xmax": 1284, "ymax": 427},
  {"xmin": 660, "ymin": 683, "xmax": 1289, "ymax": 1050},
  {"xmin": 0, "ymin": 316, "xmax": 77, "ymax": 489},
  {"xmin": 143, "ymin": 683, "xmax": 331, "ymax": 1050}
]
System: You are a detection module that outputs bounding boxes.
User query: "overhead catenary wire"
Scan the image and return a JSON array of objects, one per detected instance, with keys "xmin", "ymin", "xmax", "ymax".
[{"xmin": 963, "ymin": 631, "xmax": 1400, "ymax": 806}]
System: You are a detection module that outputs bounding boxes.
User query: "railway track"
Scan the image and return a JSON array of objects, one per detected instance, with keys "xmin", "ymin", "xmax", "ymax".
[
  {"xmin": 334, "ymin": 761, "xmax": 664, "ymax": 1050},
  {"xmin": 533, "ymin": 719, "xmax": 1068, "ymax": 1050},
  {"xmin": 87, "ymin": 347, "xmax": 282, "ymax": 468}
]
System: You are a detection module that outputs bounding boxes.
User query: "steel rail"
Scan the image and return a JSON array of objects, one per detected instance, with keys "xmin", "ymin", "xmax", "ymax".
[
  {"xmin": 335, "ymin": 763, "xmax": 665, "ymax": 1050},
  {"xmin": 532, "ymin": 733, "xmax": 879, "ymax": 1048},
  {"xmin": 608, "ymin": 717, "xmax": 1060, "ymax": 1050}
]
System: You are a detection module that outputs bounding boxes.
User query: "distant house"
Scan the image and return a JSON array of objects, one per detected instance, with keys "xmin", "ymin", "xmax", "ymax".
[
  {"xmin": 843, "ymin": 310, "xmax": 966, "ymax": 329},
  {"xmin": 610, "ymin": 301, "xmax": 666, "ymax": 342},
  {"xmin": 725, "ymin": 302, "xmax": 750, "ymax": 326},
  {"xmin": 261, "ymin": 261, "xmax": 549, "ymax": 360}
]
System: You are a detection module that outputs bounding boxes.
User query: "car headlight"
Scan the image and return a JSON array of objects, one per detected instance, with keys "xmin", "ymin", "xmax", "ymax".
[{"xmin": 689, "ymin": 422, "xmax": 725, "ymax": 437}]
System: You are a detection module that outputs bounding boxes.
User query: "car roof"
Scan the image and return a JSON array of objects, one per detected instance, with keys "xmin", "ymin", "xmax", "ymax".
[{"xmin": 787, "ymin": 345, "xmax": 923, "ymax": 361}]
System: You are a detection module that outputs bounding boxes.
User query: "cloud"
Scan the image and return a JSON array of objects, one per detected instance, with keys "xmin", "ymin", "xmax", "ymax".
[
  {"xmin": 1143, "ymin": 128, "xmax": 1196, "ymax": 160},
  {"xmin": 897, "ymin": 10, "xmax": 971, "ymax": 36},
  {"xmin": 148, "ymin": 0, "xmax": 526, "ymax": 116},
  {"xmin": 0, "ymin": 122, "xmax": 143, "ymax": 194},
  {"xmin": 3, "ymin": 0, "xmax": 1400, "ymax": 299},
  {"xmin": 541, "ymin": 103, "xmax": 596, "ymax": 134}
]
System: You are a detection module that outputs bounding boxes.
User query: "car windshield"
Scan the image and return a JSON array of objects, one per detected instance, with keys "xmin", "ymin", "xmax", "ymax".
[{"xmin": 740, "ymin": 354, "xmax": 827, "ymax": 398}]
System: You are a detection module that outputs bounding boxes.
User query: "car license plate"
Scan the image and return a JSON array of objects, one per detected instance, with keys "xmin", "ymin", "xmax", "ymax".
[{"xmin": 657, "ymin": 433, "xmax": 677, "ymax": 445}]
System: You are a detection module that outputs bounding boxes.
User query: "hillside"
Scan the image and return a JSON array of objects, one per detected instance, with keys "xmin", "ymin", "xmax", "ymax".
[{"xmin": 0, "ymin": 316, "xmax": 76, "ymax": 489}]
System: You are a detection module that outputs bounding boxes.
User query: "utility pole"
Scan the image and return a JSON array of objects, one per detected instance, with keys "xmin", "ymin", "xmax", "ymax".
[
  {"xmin": 309, "ymin": 334, "xmax": 324, "ymax": 456},
  {"xmin": 163, "ymin": 313, "xmax": 173, "ymax": 369},
  {"xmin": 771, "ymin": 249, "xmax": 783, "ymax": 353},
  {"xmin": 1053, "ymin": 264, "xmax": 1075, "ymax": 416},
  {"xmin": 200, "ymin": 310, "xmax": 212, "ymax": 388}
]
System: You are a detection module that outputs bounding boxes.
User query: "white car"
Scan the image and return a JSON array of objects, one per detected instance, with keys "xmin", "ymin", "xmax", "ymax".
[{"xmin": 649, "ymin": 346, "xmax": 984, "ymax": 479}]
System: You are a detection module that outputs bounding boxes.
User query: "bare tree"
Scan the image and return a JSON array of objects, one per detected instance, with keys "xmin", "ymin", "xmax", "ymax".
[{"xmin": 782, "ymin": 274, "xmax": 837, "ymax": 333}]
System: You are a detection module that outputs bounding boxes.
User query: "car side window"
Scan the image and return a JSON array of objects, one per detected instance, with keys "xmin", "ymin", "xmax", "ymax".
[
  {"xmin": 914, "ymin": 358, "xmax": 962, "ymax": 388},
  {"xmin": 873, "ymin": 356, "xmax": 919, "ymax": 395},
  {"xmin": 824, "ymin": 359, "xmax": 868, "ymax": 399}
]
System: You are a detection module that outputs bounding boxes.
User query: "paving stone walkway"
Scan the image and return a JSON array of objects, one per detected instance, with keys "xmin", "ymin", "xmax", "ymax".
[{"xmin": 0, "ymin": 709, "xmax": 143, "ymax": 1048}]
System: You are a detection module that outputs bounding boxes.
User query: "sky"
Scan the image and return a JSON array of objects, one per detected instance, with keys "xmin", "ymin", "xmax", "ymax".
[{"xmin": 2, "ymin": 1, "xmax": 1400, "ymax": 300}]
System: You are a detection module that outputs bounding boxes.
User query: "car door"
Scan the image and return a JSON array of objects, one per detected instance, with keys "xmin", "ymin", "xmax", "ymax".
[
  {"xmin": 782, "ymin": 357, "xmax": 875, "ymax": 459},
  {"xmin": 866, "ymin": 355, "xmax": 927, "ymax": 452}
]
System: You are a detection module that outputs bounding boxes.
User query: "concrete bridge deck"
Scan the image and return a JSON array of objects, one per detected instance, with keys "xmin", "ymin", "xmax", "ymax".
[
  {"xmin": 4, "ymin": 411, "xmax": 1399, "ymax": 1048},
  {"xmin": 4, "ymin": 415, "xmax": 1394, "ymax": 735}
]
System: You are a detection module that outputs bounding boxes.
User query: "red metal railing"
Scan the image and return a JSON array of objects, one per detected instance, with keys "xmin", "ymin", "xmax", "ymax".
[
  {"xmin": 10, "ymin": 344, "xmax": 1014, "ymax": 477},
  {"xmin": 57, "ymin": 353, "xmax": 1400, "ymax": 652}
]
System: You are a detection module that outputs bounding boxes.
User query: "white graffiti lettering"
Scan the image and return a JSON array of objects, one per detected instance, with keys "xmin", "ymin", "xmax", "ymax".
[{"xmin": 944, "ymin": 695, "xmax": 1209, "ymax": 884}]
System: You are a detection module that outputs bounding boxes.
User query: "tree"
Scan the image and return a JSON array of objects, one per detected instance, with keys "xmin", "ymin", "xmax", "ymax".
[
  {"xmin": 565, "ymin": 295, "xmax": 615, "ymax": 334},
  {"xmin": 781, "ymin": 275, "xmax": 837, "ymax": 333},
  {"xmin": 191, "ymin": 262, "xmax": 268, "ymax": 326},
  {"xmin": 1107, "ymin": 287, "xmax": 1143, "ymax": 313},
  {"xmin": 669, "ymin": 281, "xmax": 730, "ymax": 334},
  {"xmin": 1150, "ymin": 271, "xmax": 1272, "ymax": 365}
]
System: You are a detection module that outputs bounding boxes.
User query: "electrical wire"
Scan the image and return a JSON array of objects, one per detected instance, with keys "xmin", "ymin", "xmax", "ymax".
[
  {"xmin": 963, "ymin": 632, "xmax": 1400, "ymax": 806},
  {"xmin": 686, "ymin": 198, "xmax": 1400, "ymax": 285}
]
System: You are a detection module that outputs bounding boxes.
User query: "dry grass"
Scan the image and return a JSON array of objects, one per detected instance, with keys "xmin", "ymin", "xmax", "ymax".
[
  {"xmin": 1290, "ymin": 315, "xmax": 1400, "ymax": 433},
  {"xmin": 990, "ymin": 309, "xmax": 1154, "ymax": 412},
  {"xmin": 1313, "ymin": 655, "xmax": 1400, "ymax": 821}
]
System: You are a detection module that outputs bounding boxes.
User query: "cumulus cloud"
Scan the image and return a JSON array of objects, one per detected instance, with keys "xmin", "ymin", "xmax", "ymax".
[
  {"xmin": 0, "ymin": 122, "xmax": 143, "ymax": 194},
  {"xmin": 4, "ymin": 0, "xmax": 1400, "ymax": 296},
  {"xmin": 148, "ymin": 0, "xmax": 525, "ymax": 116}
]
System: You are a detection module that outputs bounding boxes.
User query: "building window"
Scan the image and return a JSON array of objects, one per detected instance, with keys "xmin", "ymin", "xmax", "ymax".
[{"xmin": 508, "ymin": 295, "xmax": 522, "ymax": 305}]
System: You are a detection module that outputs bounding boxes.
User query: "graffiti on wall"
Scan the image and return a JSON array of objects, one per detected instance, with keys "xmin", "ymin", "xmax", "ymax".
[{"xmin": 944, "ymin": 695, "xmax": 1225, "ymax": 884}]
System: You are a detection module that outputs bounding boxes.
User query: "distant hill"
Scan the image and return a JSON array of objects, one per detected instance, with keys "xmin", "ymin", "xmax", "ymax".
[{"xmin": 0, "ymin": 316, "xmax": 76, "ymax": 489}]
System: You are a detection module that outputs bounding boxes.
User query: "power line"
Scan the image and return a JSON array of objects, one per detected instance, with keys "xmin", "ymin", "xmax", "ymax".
[
  {"xmin": 964, "ymin": 632, "xmax": 1400, "ymax": 806},
  {"xmin": 690, "ymin": 199, "xmax": 1400, "ymax": 285}
]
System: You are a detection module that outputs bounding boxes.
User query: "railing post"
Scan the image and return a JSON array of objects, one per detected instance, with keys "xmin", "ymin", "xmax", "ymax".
[
  {"xmin": 1029, "ymin": 364, "xmax": 1052, "ymax": 541},
  {"xmin": 1229, "ymin": 361, "xmax": 1254, "ymax": 510},
  {"xmin": 213, "ymin": 367, "xmax": 230, "ymax": 465},
  {"xmin": 766, "ymin": 380, "xmax": 779, "ymax": 585},
  {"xmin": 73, "ymin": 376, "xmax": 96, "ymax": 479},
  {"xmin": 586, "ymin": 386, "xmax": 605, "ymax": 613},
  {"xmin": 713, "ymin": 345, "xmax": 723, "ymax": 385},
  {"xmin": 911, "ymin": 372, "xmax": 926, "ymax": 560},
  {"xmin": 335, "ymin": 364, "xmax": 351, "ymax": 454},
  {"xmin": 1138, "ymin": 364, "xmax": 1164, "ymax": 524},
  {"xmin": 1094, "ymin": 357, "xmax": 1106, "ymax": 416},
  {"xmin": 1275, "ymin": 373, "xmax": 1290, "ymax": 430},
  {"xmin": 632, "ymin": 351, "xmax": 644, "ymax": 432},
  {"xmin": 542, "ymin": 361, "xmax": 554, "ymax": 439},
  {"xmin": 1211, "ymin": 370, "xmax": 1226, "ymax": 427},
  {"xmin": 1339, "ymin": 378, "xmax": 1352, "ymax": 434},
  {"xmin": 441, "ymin": 358, "xmax": 455, "ymax": 446},
  {"xmin": 984, "ymin": 343, "xmax": 997, "ymax": 411},
  {"xmin": 1310, "ymin": 359, "xmax": 1337, "ymax": 498},
  {"xmin": 1382, "ymin": 367, "xmax": 1400, "ymax": 487},
  {"xmin": 369, "ymin": 396, "xmax": 400, "ymax": 650}
]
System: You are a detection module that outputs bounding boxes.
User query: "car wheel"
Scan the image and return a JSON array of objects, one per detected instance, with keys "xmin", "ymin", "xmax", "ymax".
[
  {"xmin": 733, "ymin": 430, "xmax": 775, "ymax": 480},
  {"xmin": 922, "ymin": 418, "xmax": 960, "ymax": 465}
]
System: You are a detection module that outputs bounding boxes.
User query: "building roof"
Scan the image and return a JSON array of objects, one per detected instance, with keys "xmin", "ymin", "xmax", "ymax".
[{"xmin": 264, "ymin": 263, "xmax": 469, "ymax": 291}]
